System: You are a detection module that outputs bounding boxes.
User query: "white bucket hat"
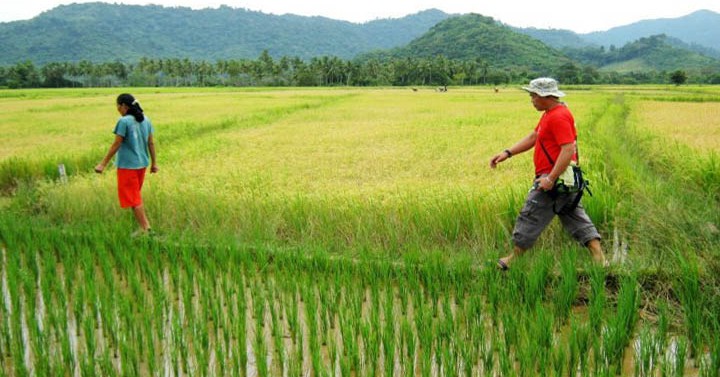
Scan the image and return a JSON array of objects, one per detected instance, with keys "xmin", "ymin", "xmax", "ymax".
[{"xmin": 522, "ymin": 77, "xmax": 565, "ymax": 97}]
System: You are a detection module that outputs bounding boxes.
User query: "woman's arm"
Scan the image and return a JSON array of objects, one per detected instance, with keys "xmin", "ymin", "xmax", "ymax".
[{"xmin": 95, "ymin": 135, "xmax": 124, "ymax": 173}]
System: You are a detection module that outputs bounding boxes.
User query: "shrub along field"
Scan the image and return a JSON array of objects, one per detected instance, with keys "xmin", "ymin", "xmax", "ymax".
[{"xmin": 0, "ymin": 86, "xmax": 719, "ymax": 376}]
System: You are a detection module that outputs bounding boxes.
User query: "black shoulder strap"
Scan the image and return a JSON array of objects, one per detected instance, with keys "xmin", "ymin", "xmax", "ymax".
[
  {"xmin": 539, "ymin": 140, "xmax": 555, "ymax": 166},
  {"xmin": 539, "ymin": 136, "xmax": 580, "ymax": 167}
]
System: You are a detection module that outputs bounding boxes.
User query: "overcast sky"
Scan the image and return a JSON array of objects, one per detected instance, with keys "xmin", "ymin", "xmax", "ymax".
[{"xmin": 2, "ymin": 0, "xmax": 719, "ymax": 33}]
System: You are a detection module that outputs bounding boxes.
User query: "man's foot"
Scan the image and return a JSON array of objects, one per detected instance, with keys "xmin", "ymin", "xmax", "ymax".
[{"xmin": 496, "ymin": 259, "xmax": 509, "ymax": 271}]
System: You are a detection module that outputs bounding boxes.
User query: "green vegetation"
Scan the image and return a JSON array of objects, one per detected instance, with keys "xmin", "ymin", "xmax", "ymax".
[
  {"xmin": 2, "ymin": 6, "xmax": 720, "ymax": 88},
  {"xmin": 0, "ymin": 3, "xmax": 449, "ymax": 64},
  {"xmin": 374, "ymin": 14, "xmax": 572, "ymax": 72},
  {"xmin": 565, "ymin": 35, "xmax": 720, "ymax": 74},
  {"xmin": 0, "ymin": 86, "xmax": 719, "ymax": 375}
]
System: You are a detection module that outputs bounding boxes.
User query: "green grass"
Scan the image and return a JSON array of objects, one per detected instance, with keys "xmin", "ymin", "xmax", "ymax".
[{"xmin": 1, "ymin": 86, "xmax": 719, "ymax": 376}]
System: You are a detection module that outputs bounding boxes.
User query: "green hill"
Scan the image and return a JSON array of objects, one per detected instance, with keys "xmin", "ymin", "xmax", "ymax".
[
  {"xmin": 0, "ymin": 3, "xmax": 450, "ymax": 65},
  {"xmin": 565, "ymin": 35, "xmax": 720, "ymax": 73},
  {"xmin": 584, "ymin": 10, "xmax": 720, "ymax": 53},
  {"xmin": 368, "ymin": 14, "xmax": 573, "ymax": 73}
]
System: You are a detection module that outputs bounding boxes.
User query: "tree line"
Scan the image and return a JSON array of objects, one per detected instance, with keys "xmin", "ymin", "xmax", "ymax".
[{"xmin": 1, "ymin": 51, "xmax": 714, "ymax": 89}]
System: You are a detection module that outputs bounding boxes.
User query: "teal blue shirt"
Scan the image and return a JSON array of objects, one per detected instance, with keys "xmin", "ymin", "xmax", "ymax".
[{"xmin": 113, "ymin": 115, "xmax": 154, "ymax": 169}]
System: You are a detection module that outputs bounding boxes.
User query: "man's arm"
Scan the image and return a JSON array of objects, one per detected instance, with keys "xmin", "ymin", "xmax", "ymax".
[
  {"xmin": 489, "ymin": 131, "xmax": 537, "ymax": 169},
  {"xmin": 536, "ymin": 142, "xmax": 575, "ymax": 191}
]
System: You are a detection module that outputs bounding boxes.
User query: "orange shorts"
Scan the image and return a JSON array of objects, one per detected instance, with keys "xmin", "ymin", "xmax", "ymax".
[{"xmin": 117, "ymin": 168, "xmax": 146, "ymax": 208}]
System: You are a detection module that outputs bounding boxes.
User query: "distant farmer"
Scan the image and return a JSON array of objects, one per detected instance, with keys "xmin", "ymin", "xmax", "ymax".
[
  {"xmin": 95, "ymin": 93, "xmax": 158, "ymax": 236},
  {"xmin": 489, "ymin": 78, "xmax": 605, "ymax": 269}
]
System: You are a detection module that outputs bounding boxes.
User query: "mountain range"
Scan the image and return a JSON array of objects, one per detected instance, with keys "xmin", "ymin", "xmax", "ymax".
[{"xmin": 1, "ymin": 2, "xmax": 719, "ymax": 74}]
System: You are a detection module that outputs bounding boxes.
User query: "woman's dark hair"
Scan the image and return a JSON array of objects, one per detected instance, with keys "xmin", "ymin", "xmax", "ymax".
[{"xmin": 117, "ymin": 93, "xmax": 145, "ymax": 122}]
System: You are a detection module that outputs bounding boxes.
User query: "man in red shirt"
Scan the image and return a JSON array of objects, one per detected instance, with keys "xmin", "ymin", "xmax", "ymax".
[{"xmin": 489, "ymin": 78, "xmax": 605, "ymax": 269}]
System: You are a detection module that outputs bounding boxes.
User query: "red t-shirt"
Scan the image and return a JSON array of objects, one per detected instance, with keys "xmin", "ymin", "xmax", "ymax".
[{"xmin": 533, "ymin": 104, "xmax": 577, "ymax": 176}]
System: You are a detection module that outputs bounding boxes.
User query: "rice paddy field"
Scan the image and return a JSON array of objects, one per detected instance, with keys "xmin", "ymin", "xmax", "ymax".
[{"xmin": 1, "ymin": 85, "xmax": 719, "ymax": 376}]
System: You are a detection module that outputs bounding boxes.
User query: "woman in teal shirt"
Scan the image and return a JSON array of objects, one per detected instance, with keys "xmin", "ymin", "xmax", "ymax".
[{"xmin": 95, "ymin": 93, "xmax": 158, "ymax": 236}]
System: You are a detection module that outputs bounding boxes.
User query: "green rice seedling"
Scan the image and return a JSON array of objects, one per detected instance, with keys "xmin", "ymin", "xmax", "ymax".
[
  {"xmin": 382, "ymin": 287, "xmax": 396, "ymax": 376},
  {"xmin": 705, "ymin": 315, "xmax": 720, "ymax": 377},
  {"xmin": 569, "ymin": 318, "xmax": 590, "ymax": 376},
  {"xmin": 603, "ymin": 274, "xmax": 640, "ymax": 374},
  {"xmin": 176, "ymin": 321, "xmax": 189, "ymax": 374},
  {"xmin": 296, "ymin": 323, "xmax": 304, "ymax": 371},
  {"xmin": 419, "ymin": 348, "xmax": 432, "ymax": 377},
  {"xmin": 268, "ymin": 287, "xmax": 285, "ymax": 374},
  {"xmin": 674, "ymin": 337, "xmax": 688, "ymax": 377},
  {"xmin": 498, "ymin": 339, "xmax": 514, "ymax": 377},
  {"xmin": 360, "ymin": 320, "xmax": 375, "ymax": 377},
  {"xmin": 484, "ymin": 273, "xmax": 500, "ymax": 328},
  {"xmin": 252, "ymin": 281, "xmax": 266, "ymax": 331},
  {"xmin": 284, "ymin": 285, "xmax": 299, "ymax": 348},
  {"xmin": 235, "ymin": 297, "xmax": 248, "ymax": 376},
  {"xmin": 501, "ymin": 311, "xmax": 519, "ymax": 356},
  {"xmin": 635, "ymin": 323, "xmax": 657, "ymax": 377},
  {"xmin": 517, "ymin": 332, "xmax": 535, "ymax": 377},
  {"xmin": 0, "ymin": 319, "xmax": 7, "ymax": 359},
  {"xmin": 329, "ymin": 278, "xmax": 342, "ymax": 330},
  {"xmin": 319, "ymin": 281, "xmax": 331, "ymax": 347},
  {"xmin": 674, "ymin": 253, "xmax": 702, "ymax": 361},
  {"xmin": 287, "ymin": 343, "xmax": 303, "ymax": 377},
  {"xmin": 400, "ymin": 317, "xmax": 415, "ymax": 376},
  {"xmin": 442, "ymin": 342, "xmax": 459, "ymax": 377},
  {"xmin": 414, "ymin": 298, "xmax": 433, "ymax": 369},
  {"xmin": 588, "ymin": 264, "xmax": 606, "ymax": 335},
  {"xmin": 534, "ymin": 304, "xmax": 555, "ymax": 372},
  {"xmin": 480, "ymin": 332, "xmax": 494, "ymax": 377},
  {"xmin": 552, "ymin": 339, "xmax": 566, "ymax": 377},
  {"xmin": 254, "ymin": 325, "xmax": 269, "ymax": 377},
  {"xmin": 216, "ymin": 338, "xmax": 227, "ymax": 376},
  {"xmin": 32, "ymin": 324, "xmax": 50, "ymax": 377},
  {"xmin": 554, "ymin": 249, "xmax": 578, "ymax": 324},
  {"xmin": 459, "ymin": 334, "xmax": 475, "ymax": 377},
  {"xmin": 82, "ymin": 315, "xmax": 97, "ymax": 369},
  {"xmin": 328, "ymin": 334, "xmax": 338, "ymax": 377},
  {"xmin": 339, "ymin": 310, "xmax": 359, "ymax": 375},
  {"xmin": 525, "ymin": 253, "xmax": 551, "ymax": 309},
  {"xmin": 655, "ymin": 299, "xmax": 669, "ymax": 360},
  {"xmin": 434, "ymin": 332, "xmax": 445, "ymax": 376}
]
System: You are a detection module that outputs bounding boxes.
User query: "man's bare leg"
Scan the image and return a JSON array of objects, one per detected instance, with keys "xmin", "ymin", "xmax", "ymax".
[{"xmin": 587, "ymin": 238, "xmax": 606, "ymax": 265}]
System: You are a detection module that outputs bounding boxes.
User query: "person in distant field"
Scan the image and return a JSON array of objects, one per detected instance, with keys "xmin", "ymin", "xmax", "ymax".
[
  {"xmin": 489, "ymin": 77, "xmax": 605, "ymax": 270},
  {"xmin": 95, "ymin": 93, "xmax": 158, "ymax": 236}
]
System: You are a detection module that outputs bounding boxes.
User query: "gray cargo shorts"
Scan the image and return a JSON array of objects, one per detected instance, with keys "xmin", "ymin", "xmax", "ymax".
[{"xmin": 512, "ymin": 188, "xmax": 601, "ymax": 250}]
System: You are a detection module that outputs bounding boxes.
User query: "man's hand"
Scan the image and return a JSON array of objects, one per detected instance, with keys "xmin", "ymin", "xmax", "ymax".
[
  {"xmin": 489, "ymin": 150, "xmax": 510, "ymax": 169},
  {"xmin": 150, "ymin": 164, "xmax": 159, "ymax": 174},
  {"xmin": 94, "ymin": 164, "xmax": 105, "ymax": 174},
  {"xmin": 535, "ymin": 175, "xmax": 555, "ymax": 191}
]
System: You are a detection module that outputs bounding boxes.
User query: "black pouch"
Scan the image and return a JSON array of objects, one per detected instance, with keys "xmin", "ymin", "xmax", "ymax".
[
  {"xmin": 553, "ymin": 166, "xmax": 592, "ymax": 214},
  {"xmin": 554, "ymin": 165, "xmax": 586, "ymax": 194}
]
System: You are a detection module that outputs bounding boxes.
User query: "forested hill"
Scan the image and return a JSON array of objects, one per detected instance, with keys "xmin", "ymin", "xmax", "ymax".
[
  {"xmin": 583, "ymin": 10, "xmax": 720, "ymax": 53},
  {"xmin": 0, "ymin": 3, "xmax": 450, "ymax": 65},
  {"xmin": 566, "ymin": 34, "xmax": 720, "ymax": 73},
  {"xmin": 516, "ymin": 9, "xmax": 720, "ymax": 58},
  {"xmin": 366, "ymin": 14, "xmax": 573, "ymax": 73}
]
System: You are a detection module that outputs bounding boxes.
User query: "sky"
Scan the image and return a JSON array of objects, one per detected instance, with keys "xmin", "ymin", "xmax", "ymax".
[{"xmin": 1, "ymin": 0, "xmax": 719, "ymax": 33}]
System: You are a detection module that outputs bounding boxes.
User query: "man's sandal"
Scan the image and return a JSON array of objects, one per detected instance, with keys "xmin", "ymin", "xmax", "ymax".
[{"xmin": 496, "ymin": 259, "xmax": 509, "ymax": 271}]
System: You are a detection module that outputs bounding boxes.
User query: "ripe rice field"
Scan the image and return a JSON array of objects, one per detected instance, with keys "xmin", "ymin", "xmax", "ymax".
[{"xmin": 1, "ymin": 86, "xmax": 719, "ymax": 376}]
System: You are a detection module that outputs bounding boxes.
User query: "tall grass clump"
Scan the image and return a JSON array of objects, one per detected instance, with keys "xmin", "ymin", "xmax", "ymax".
[
  {"xmin": 602, "ymin": 274, "xmax": 640, "ymax": 374},
  {"xmin": 674, "ymin": 252, "xmax": 703, "ymax": 361},
  {"xmin": 554, "ymin": 249, "xmax": 578, "ymax": 323}
]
